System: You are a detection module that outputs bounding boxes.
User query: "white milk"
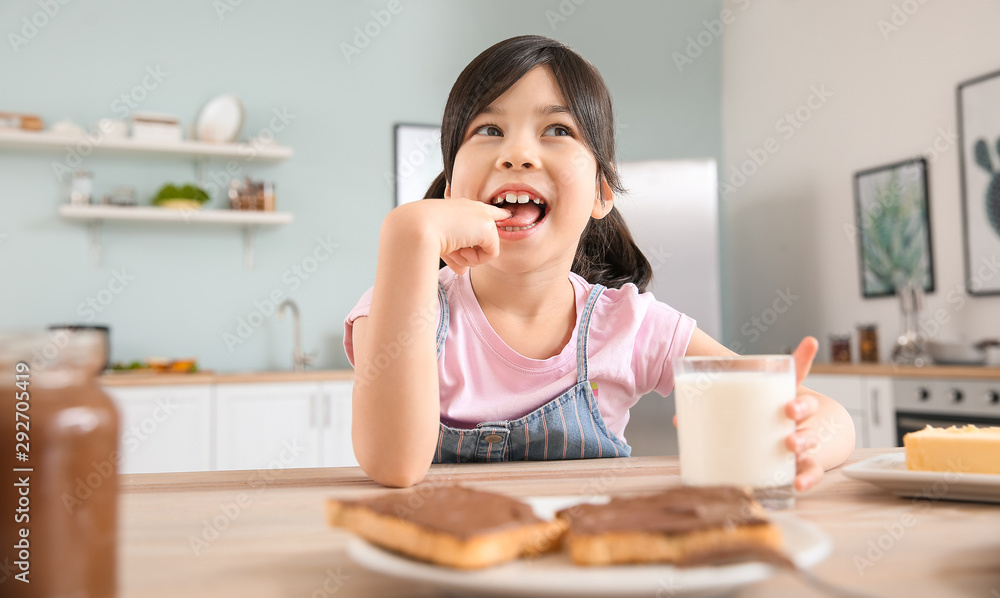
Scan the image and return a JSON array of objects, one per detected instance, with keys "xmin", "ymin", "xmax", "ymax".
[{"xmin": 674, "ymin": 371, "xmax": 796, "ymax": 489}]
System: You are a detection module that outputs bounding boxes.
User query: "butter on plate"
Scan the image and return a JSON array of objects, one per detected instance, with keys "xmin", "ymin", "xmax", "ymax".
[{"xmin": 903, "ymin": 425, "xmax": 1000, "ymax": 474}]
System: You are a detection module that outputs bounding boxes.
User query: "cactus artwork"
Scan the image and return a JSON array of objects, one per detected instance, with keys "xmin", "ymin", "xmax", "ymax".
[{"xmin": 972, "ymin": 137, "xmax": 1000, "ymax": 237}]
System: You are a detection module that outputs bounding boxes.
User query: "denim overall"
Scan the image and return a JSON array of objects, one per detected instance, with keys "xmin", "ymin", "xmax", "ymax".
[{"xmin": 431, "ymin": 282, "xmax": 631, "ymax": 463}]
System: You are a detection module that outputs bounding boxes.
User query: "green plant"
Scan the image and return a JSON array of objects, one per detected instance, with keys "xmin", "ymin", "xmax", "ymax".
[
  {"xmin": 860, "ymin": 169, "xmax": 928, "ymax": 294},
  {"xmin": 152, "ymin": 183, "xmax": 210, "ymax": 206}
]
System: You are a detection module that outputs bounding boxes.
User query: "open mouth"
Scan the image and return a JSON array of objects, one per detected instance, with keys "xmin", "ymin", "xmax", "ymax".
[{"xmin": 491, "ymin": 191, "xmax": 548, "ymax": 231}]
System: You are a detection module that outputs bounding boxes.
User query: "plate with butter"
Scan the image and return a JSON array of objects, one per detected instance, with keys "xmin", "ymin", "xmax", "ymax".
[{"xmin": 844, "ymin": 426, "xmax": 1000, "ymax": 503}]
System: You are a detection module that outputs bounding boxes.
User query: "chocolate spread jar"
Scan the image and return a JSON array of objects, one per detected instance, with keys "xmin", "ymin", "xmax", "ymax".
[{"xmin": 1, "ymin": 331, "xmax": 119, "ymax": 597}]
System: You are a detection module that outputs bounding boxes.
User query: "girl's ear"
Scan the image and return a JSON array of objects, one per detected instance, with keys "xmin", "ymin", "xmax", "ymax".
[
  {"xmin": 591, "ymin": 176, "xmax": 615, "ymax": 219},
  {"xmin": 444, "ymin": 181, "xmax": 451, "ymax": 199}
]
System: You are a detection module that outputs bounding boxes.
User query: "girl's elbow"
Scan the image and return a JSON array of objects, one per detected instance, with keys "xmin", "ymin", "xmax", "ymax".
[
  {"xmin": 354, "ymin": 443, "xmax": 431, "ymax": 488},
  {"xmin": 362, "ymin": 459, "xmax": 429, "ymax": 488}
]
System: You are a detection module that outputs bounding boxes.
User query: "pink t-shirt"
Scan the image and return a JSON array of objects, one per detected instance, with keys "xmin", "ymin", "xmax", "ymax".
[{"xmin": 343, "ymin": 269, "xmax": 696, "ymax": 444}]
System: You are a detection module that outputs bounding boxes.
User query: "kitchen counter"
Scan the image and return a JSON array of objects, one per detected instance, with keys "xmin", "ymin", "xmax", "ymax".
[
  {"xmin": 100, "ymin": 369, "xmax": 354, "ymax": 386},
  {"xmin": 119, "ymin": 449, "xmax": 1000, "ymax": 597},
  {"xmin": 811, "ymin": 362, "xmax": 1000, "ymax": 380}
]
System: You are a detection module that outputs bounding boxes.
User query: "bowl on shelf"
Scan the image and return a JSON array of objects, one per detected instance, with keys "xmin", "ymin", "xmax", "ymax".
[
  {"xmin": 927, "ymin": 340, "xmax": 986, "ymax": 365},
  {"xmin": 155, "ymin": 198, "xmax": 204, "ymax": 210}
]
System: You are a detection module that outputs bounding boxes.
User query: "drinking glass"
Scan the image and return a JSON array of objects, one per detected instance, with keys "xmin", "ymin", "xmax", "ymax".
[{"xmin": 673, "ymin": 355, "xmax": 797, "ymax": 509}]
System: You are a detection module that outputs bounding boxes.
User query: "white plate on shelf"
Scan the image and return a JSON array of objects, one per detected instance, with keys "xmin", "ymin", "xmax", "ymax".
[
  {"xmin": 346, "ymin": 496, "xmax": 832, "ymax": 597},
  {"xmin": 843, "ymin": 453, "xmax": 1000, "ymax": 503},
  {"xmin": 195, "ymin": 94, "xmax": 244, "ymax": 143}
]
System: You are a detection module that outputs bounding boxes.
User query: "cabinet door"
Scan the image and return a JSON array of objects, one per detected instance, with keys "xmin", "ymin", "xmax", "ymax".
[
  {"xmin": 804, "ymin": 374, "xmax": 864, "ymax": 411},
  {"xmin": 215, "ymin": 382, "xmax": 321, "ymax": 470},
  {"xmin": 864, "ymin": 376, "xmax": 897, "ymax": 448},
  {"xmin": 321, "ymin": 381, "xmax": 358, "ymax": 467},
  {"xmin": 848, "ymin": 409, "xmax": 868, "ymax": 449},
  {"xmin": 104, "ymin": 384, "xmax": 212, "ymax": 474},
  {"xmin": 803, "ymin": 374, "xmax": 869, "ymax": 448}
]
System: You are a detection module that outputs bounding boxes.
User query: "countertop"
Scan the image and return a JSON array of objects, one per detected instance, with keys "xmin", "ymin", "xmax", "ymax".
[
  {"xmin": 810, "ymin": 362, "xmax": 1000, "ymax": 380},
  {"xmin": 118, "ymin": 448, "xmax": 1000, "ymax": 597},
  {"xmin": 98, "ymin": 364, "xmax": 1000, "ymax": 387},
  {"xmin": 100, "ymin": 369, "xmax": 354, "ymax": 386}
]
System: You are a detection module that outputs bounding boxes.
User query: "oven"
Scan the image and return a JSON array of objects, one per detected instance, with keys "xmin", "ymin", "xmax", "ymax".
[{"xmin": 894, "ymin": 377, "xmax": 1000, "ymax": 446}]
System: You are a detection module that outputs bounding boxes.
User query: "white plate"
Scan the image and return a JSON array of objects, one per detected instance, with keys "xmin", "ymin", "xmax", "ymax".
[
  {"xmin": 195, "ymin": 94, "xmax": 244, "ymax": 143},
  {"xmin": 843, "ymin": 452, "xmax": 1000, "ymax": 503},
  {"xmin": 346, "ymin": 496, "xmax": 832, "ymax": 597}
]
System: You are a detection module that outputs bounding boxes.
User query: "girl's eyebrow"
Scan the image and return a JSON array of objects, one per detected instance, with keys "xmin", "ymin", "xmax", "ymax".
[
  {"xmin": 478, "ymin": 104, "xmax": 572, "ymax": 116},
  {"xmin": 540, "ymin": 105, "xmax": 571, "ymax": 115}
]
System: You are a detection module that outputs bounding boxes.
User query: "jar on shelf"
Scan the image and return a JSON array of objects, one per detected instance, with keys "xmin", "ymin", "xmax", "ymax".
[
  {"xmin": 0, "ymin": 330, "xmax": 119, "ymax": 597},
  {"xmin": 69, "ymin": 169, "xmax": 93, "ymax": 206},
  {"xmin": 830, "ymin": 334, "xmax": 852, "ymax": 363},
  {"xmin": 857, "ymin": 324, "xmax": 880, "ymax": 363}
]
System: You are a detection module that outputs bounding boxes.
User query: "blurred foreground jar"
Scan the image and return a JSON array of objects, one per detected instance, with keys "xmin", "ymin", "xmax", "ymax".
[{"xmin": 0, "ymin": 331, "xmax": 119, "ymax": 597}]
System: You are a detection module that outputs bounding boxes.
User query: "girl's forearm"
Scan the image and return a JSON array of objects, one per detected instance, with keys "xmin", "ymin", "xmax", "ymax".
[
  {"xmin": 352, "ymin": 209, "xmax": 444, "ymax": 487},
  {"xmin": 800, "ymin": 387, "xmax": 856, "ymax": 471}
]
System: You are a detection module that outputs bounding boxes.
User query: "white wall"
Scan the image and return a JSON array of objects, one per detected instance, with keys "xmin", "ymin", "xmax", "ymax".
[{"xmin": 721, "ymin": 0, "xmax": 1000, "ymax": 362}]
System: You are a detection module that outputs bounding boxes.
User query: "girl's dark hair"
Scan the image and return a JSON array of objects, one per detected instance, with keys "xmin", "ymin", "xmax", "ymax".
[{"xmin": 424, "ymin": 35, "xmax": 652, "ymax": 293}]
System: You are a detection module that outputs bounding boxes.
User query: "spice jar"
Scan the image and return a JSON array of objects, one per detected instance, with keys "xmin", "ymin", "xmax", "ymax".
[
  {"xmin": 1, "ymin": 331, "xmax": 119, "ymax": 597},
  {"xmin": 858, "ymin": 324, "xmax": 880, "ymax": 363},
  {"xmin": 830, "ymin": 334, "xmax": 852, "ymax": 363}
]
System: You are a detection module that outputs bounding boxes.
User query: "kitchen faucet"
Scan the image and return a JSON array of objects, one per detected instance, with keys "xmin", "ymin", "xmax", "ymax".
[{"xmin": 277, "ymin": 299, "xmax": 315, "ymax": 372}]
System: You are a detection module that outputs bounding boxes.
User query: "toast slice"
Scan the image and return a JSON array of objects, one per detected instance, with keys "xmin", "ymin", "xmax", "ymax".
[
  {"xmin": 556, "ymin": 486, "xmax": 785, "ymax": 567},
  {"xmin": 327, "ymin": 484, "xmax": 567, "ymax": 570}
]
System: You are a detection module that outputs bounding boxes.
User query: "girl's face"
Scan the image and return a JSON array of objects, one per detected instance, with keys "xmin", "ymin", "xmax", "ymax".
[{"xmin": 446, "ymin": 66, "xmax": 612, "ymax": 272}]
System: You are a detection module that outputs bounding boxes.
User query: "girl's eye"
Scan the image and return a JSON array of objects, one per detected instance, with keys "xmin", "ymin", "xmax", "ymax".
[
  {"xmin": 543, "ymin": 124, "xmax": 572, "ymax": 137},
  {"xmin": 473, "ymin": 124, "xmax": 503, "ymax": 137}
]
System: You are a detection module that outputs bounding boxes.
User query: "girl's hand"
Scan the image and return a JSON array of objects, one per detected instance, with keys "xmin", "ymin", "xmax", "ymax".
[
  {"xmin": 402, "ymin": 198, "xmax": 511, "ymax": 275},
  {"xmin": 785, "ymin": 336, "xmax": 824, "ymax": 492}
]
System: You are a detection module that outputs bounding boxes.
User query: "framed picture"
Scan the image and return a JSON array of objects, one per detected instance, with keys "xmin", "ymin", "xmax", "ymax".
[
  {"xmin": 957, "ymin": 68, "xmax": 1000, "ymax": 295},
  {"xmin": 853, "ymin": 157, "xmax": 935, "ymax": 298},
  {"xmin": 393, "ymin": 124, "xmax": 444, "ymax": 206}
]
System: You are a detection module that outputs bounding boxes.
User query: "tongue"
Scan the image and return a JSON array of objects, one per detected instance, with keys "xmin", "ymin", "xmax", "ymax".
[{"xmin": 497, "ymin": 202, "xmax": 542, "ymax": 228}]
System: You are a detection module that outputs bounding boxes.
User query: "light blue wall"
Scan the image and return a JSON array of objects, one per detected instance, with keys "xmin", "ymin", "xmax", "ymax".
[{"xmin": 0, "ymin": 0, "xmax": 721, "ymax": 372}]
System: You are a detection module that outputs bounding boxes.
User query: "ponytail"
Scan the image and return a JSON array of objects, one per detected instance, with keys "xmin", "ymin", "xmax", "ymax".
[
  {"xmin": 573, "ymin": 206, "xmax": 652, "ymax": 293},
  {"xmin": 423, "ymin": 172, "xmax": 448, "ymax": 200}
]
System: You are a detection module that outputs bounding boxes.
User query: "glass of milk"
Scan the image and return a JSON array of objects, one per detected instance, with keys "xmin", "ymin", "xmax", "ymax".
[{"xmin": 673, "ymin": 355, "xmax": 797, "ymax": 509}]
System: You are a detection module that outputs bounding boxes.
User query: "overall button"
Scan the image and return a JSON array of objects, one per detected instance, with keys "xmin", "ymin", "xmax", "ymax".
[{"xmin": 483, "ymin": 434, "xmax": 503, "ymax": 443}]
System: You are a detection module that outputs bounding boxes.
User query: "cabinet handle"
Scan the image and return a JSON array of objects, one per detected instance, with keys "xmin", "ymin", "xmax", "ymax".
[
  {"xmin": 322, "ymin": 392, "xmax": 331, "ymax": 427},
  {"xmin": 871, "ymin": 388, "xmax": 880, "ymax": 427},
  {"xmin": 309, "ymin": 393, "xmax": 317, "ymax": 428}
]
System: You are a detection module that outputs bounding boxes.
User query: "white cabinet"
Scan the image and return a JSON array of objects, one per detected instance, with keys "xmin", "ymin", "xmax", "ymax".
[
  {"xmin": 215, "ymin": 382, "xmax": 322, "ymax": 470},
  {"xmin": 214, "ymin": 381, "xmax": 356, "ymax": 471},
  {"xmin": 805, "ymin": 374, "xmax": 896, "ymax": 449},
  {"xmin": 864, "ymin": 376, "xmax": 896, "ymax": 448},
  {"xmin": 322, "ymin": 380, "xmax": 358, "ymax": 467},
  {"xmin": 105, "ymin": 384, "xmax": 213, "ymax": 474}
]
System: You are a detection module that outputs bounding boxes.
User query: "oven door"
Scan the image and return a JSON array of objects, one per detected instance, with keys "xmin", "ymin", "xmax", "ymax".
[{"xmin": 896, "ymin": 411, "xmax": 1000, "ymax": 446}]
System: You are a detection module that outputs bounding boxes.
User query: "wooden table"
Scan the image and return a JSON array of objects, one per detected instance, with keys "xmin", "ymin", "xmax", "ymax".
[{"xmin": 120, "ymin": 449, "xmax": 1000, "ymax": 597}]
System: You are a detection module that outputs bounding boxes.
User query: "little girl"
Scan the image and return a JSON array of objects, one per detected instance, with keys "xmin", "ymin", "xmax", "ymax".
[{"xmin": 345, "ymin": 35, "xmax": 855, "ymax": 488}]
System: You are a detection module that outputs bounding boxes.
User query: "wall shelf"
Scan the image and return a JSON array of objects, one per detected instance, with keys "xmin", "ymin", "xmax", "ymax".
[
  {"xmin": 0, "ymin": 129, "xmax": 293, "ymax": 161},
  {"xmin": 59, "ymin": 205, "xmax": 293, "ymax": 269}
]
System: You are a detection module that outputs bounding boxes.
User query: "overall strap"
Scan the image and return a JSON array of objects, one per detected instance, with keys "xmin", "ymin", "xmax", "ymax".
[
  {"xmin": 435, "ymin": 282, "xmax": 448, "ymax": 359},
  {"xmin": 575, "ymin": 283, "xmax": 606, "ymax": 384}
]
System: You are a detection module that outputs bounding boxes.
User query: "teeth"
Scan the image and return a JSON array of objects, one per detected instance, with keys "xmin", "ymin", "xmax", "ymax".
[
  {"xmin": 499, "ymin": 221, "xmax": 539, "ymax": 232},
  {"xmin": 493, "ymin": 192, "xmax": 546, "ymax": 205}
]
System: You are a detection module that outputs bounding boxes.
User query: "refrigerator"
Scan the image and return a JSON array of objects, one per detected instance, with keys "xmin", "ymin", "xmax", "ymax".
[{"xmin": 615, "ymin": 159, "xmax": 721, "ymax": 455}]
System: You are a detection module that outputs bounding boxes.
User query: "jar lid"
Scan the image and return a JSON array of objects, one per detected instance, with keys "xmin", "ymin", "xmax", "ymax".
[{"xmin": 0, "ymin": 330, "xmax": 105, "ymax": 375}]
